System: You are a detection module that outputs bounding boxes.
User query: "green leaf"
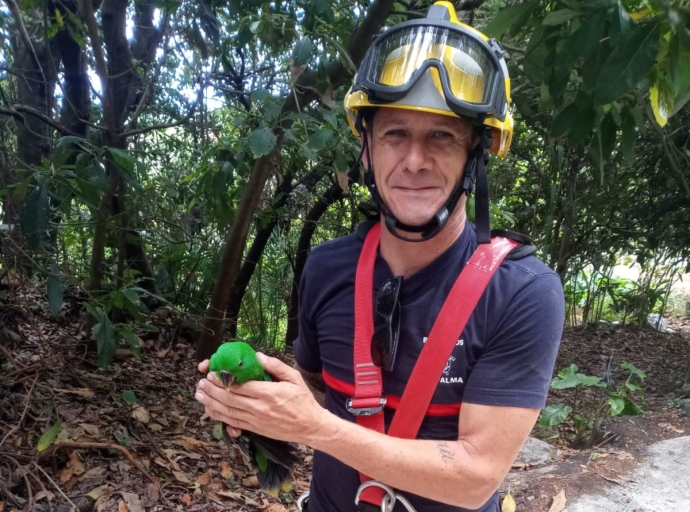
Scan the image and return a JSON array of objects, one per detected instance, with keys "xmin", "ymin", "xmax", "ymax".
[
  {"xmin": 621, "ymin": 400, "xmax": 644, "ymax": 415},
  {"xmin": 321, "ymin": 108, "xmax": 338, "ymax": 130},
  {"xmin": 292, "ymin": 36, "xmax": 313, "ymax": 67},
  {"xmin": 607, "ymin": 396, "xmax": 626, "ymax": 416},
  {"xmin": 93, "ymin": 313, "xmax": 116, "ymax": 368},
  {"xmin": 247, "ymin": 128, "xmax": 277, "ymax": 156},
  {"xmin": 594, "ymin": 21, "xmax": 662, "ymax": 105},
  {"xmin": 108, "ymin": 148, "xmax": 135, "ymax": 175},
  {"xmin": 568, "ymin": 104, "xmax": 595, "ymax": 146},
  {"xmin": 56, "ymin": 136, "xmax": 94, "ymax": 150},
  {"xmin": 37, "ymin": 419, "xmax": 62, "ymax": 452},
  {"xmin": 46, "ymin": 262, "xmax": 63, "ymax": 315},
  {"xmin": 543, "ymin": 9, "xmax": 582, "ymax": 26},
  {"xmin": 212, "ymin": 423, "xmax": 224, "ymax": 440},
  {"xmin": 550, "ymin": 93, "xmax": 594, "ymax": 144},
  {"xmin": 308, "ymin": 129, "xmax": 334, "ymax": 150},
  {"xmin": 621, "ymin": 109, "xmax": 637, "ymax": 166},
  {"xmin": 583, "ymin": 39, "xmax": 611, "ymax": 91},
  {"xmin": 122, "ymin": 390, "xmax": 137, "ymax": 405},
  {"xmin": 621, "ymin": 362, "xmax": 646, "ymax": 380},
  {"xmin": 484, "ymin": 1, "xmax": 536, "ymax": 39},
  {"xmin": 538, "ymin": 403, "xmax": 572, "ymax": 428},
  {"xmin": 119, "ymin": 327, "xmax": 142, "ymax": 360}
]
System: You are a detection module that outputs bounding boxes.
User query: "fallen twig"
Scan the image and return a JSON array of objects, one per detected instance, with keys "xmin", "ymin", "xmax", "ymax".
[
  {"xmin": 5, "ymin": 454, "xmax": 34, "ymax": 511},
  {"xmin": 38, "ymin": 441, "xmax": 158, "ymax": 486},
  {"xmin": 0, "ymin": 374, "xmax": 39, "ymax": 448},
  {"xmin": 33, "ymin": 461, "xmax": 78, "ymax": 510}
]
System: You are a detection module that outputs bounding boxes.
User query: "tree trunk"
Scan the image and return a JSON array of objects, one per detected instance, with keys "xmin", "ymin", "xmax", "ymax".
[
  {"xmin": 87, "ymin": 0, "xmax": 162, "ymax": 294},
  {"xmin": 3, "ymin": 4, "xmax": 58, "ymax": 264},
  {"xmin": 196, "ymin": 132, "xmax": 285, "ymax": 360},
  {"xmin": 285, "ymin": 167, "xmax": 360, "ymax": 347},
  {"xmin": 196, "ymin": 0, "xmax": 396, "ymax": 360}
]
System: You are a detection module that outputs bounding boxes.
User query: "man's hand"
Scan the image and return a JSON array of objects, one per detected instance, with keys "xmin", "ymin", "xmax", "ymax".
[{"xmin": 195, "ymin": 353, "xmax": 328, "ymax": 444}]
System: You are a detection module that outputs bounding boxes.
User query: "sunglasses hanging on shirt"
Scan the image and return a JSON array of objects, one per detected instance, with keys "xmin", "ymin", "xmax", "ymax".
[{"xmin": 371, "ymin": 276, "xmax": 403, "ymax": 372}]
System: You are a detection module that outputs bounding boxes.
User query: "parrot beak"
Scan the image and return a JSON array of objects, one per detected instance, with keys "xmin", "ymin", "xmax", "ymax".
[{"xmin": 220, "ymin": 370, "xmax": 235, "ymax": 390}]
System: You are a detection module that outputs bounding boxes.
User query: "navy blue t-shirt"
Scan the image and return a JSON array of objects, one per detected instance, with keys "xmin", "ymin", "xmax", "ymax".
[{"xmin": 294, "ymin": 222, "xmax": 564, "ymax": 512}]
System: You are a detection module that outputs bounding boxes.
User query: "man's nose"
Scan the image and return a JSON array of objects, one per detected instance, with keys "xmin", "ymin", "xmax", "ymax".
[{"xmin": 401, "ymin": 136, "xmax": 432, "ymax": 172}]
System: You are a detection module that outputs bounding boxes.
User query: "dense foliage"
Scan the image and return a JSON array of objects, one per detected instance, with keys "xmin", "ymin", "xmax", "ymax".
[{"xmin": 0, "ymin": 0, "xmax": 688, "ymax": 367}]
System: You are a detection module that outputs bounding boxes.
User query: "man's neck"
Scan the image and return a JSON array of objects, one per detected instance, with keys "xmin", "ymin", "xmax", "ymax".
[{"xmin": 379, "ymin": 210, "xmax": 467, "ymax": 278}]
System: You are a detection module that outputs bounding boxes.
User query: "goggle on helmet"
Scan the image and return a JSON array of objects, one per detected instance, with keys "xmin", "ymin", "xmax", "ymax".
[{"xmin": 344, "ymin": 1, "xmax": 513, "ymax": 157}]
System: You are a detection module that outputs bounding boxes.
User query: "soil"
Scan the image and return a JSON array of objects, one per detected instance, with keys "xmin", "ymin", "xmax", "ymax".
[{"xmin": 1, "ymin": 277, "xmax": 689, "ymax": 512}]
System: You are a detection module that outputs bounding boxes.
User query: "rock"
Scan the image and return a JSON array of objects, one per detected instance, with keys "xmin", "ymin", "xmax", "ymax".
[{"xmin": 514, "ymin": 436, "xmax": 558, "ymax": 466}]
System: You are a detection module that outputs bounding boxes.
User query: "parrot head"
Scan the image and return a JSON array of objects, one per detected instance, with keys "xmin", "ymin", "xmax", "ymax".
[{"xmin": 209, "ymin": 341, "xmax": 265, "ymax": 388}]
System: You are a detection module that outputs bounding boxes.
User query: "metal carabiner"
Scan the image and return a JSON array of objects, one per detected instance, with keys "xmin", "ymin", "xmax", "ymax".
[
  {"xmin": 296, "ymin": 491, "xmax": 310, "ymax": 511},
  {"xmin": 354, "ymin": 481, "xmax": 418, "ymax": 512}
]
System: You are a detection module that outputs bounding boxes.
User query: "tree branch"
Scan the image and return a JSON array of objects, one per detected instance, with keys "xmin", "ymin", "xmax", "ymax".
[
  {"xmin": 0, "ymin": 105, "xmax": 75, "ymax": 136},
  {"xmin": 121, "ymin": 85, "xmax": 204, "ymax": 138}
]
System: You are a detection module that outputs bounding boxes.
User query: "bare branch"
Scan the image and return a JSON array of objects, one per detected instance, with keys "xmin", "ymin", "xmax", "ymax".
[
  {"xmin": 0, "ymin": 104, "xmax": 76, "ymax": 136},
  {"xmin": 120, "ymin": 85, "xmax": 205, "ymax": 138}
]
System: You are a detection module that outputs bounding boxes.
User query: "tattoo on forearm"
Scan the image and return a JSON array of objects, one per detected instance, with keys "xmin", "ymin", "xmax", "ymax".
[{"xmin": 436, "ymin": 441, "xmax": 456, "ymax": 463}]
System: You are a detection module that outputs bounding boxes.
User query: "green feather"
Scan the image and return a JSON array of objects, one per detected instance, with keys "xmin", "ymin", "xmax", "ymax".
[
  {"xmin": 209, "ymin": 341, "xmax": 266, "ymax": 384},
  {"xmin": 255, "ymin": 449, "xmax": 268, "ymax": 473}
]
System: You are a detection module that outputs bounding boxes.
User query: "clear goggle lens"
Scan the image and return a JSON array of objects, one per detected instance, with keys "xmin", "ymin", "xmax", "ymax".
[{"xmin": 367, "ymin": 26, "xmax": 497, "ymax": 105}]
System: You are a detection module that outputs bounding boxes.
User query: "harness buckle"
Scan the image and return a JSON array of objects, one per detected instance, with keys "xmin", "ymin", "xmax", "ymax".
[
  {"xmin": 346, "ymin": 397, "xmax": 386, "ymax": 416},
  {"xmin": 355, "ymin": 481, "xmax": 418, "ymax": 512}
]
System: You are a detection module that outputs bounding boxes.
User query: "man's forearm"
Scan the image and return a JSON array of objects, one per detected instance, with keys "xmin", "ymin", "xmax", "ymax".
[{"xmin": 306, "ymin": 413, "xmax": 501, "ymax": 509}]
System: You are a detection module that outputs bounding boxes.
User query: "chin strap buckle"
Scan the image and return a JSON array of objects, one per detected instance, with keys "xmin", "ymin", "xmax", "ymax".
[{"xmin": 355, "ymin": 481, "xmax": 418, "ymax": 512}]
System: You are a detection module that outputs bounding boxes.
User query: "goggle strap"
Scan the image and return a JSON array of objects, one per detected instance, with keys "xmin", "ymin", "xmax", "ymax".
[{"xmin": 474, "ymin": 128, "xmax": 492, "ymax": 244}]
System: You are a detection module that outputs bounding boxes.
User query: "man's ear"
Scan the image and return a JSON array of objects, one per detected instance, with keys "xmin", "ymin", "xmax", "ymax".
[{"xmin": 360, "ymin": 133, "xmax": 369, "ymax": 168}]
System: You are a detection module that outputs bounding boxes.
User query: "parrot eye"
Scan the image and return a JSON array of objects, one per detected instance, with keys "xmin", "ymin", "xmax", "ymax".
[{"xmin": 238, "ymin": 360, "xmax": 243, "ymax": 369}]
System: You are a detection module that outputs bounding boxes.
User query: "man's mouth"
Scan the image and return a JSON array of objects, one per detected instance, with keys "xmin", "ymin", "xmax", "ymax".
[{"xmin": 220, "ymin": 370, "xmax": 235, "ymax": 390}]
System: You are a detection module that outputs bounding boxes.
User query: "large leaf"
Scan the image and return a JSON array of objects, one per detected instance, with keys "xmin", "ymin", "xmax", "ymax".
[
  {"xmin": 118, "ymin": 326, "xmax": 142, "ymax": 360},
  {"xmin": 108, "ymin": 148, "xmax": 135, "ymax": 175},
  {"xmin": 538, "ymin": 403, "xmax": 573, "ymax": 428},
  {"xmin": 484, "ymin": 1, "xmax": 536, "ymax": 39},
  {"xmin": 621, "ymin": 362, "xmax": 646, "ymax": 380},
  {"xmin": 308, "ymin": 129, "xmax": 334, "ymax": 151},
  {"xmin": 247, "ymin": 128, "xmax": 277, "ymax": 156},
  {"xmin": 93, "ymin": 311, "xmax": 116, "ymax": 368},
  {"xmin": 607, "ymin": 396, "xmax": 626, "ymax": 416},
  {"xmin": 594, "ymin": 21, "xmax": 661, "ymax": 105},
  {"xmin": 291, "ymin": 36, "xmax": 313, "ymax": 67},
  {"xmin": 542, "ymin": 9, "xmax": 582, "ymax": 26},
  {"xmin": 46, "ymin": 262, "xmax": 63, "ymax": 315},
  {"xmin": 20, "ymin": 183, "xmax": 50, "ymax": 250}
]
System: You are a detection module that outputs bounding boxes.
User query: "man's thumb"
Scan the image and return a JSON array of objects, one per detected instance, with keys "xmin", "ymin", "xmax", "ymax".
[{"xmin": 257, "ymin": 353, "xmax": 299, "ymax": 383}]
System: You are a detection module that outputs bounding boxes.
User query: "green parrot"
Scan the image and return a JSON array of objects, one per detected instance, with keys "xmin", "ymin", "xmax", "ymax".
[{"xmin": 208, "ymin": 341, "xmax": 300, "ymax": 496}]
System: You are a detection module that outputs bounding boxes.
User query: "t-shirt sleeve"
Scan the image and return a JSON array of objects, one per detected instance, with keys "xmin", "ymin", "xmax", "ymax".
[
  {"xmin": 293, "ymin": 257, "xmax": 322, "ymax": 373},
  {"xmin": 462, "ymin": 272, "xmax": 565, "ymax": 409}
]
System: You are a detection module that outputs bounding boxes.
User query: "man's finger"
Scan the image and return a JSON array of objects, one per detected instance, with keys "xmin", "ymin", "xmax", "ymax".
[
  {"xmin": 198, "ymin": 359, "xmax": 210, "ymax": 373},
  {"xmin": 257, "ymin": 353, "xmax": 301, "ymax": 383}
]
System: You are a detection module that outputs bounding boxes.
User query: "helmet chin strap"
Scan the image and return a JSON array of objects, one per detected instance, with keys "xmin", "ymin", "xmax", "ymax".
[{"xmin": 362, "ymin": 122, "xmax": 493, "ymax": 244}]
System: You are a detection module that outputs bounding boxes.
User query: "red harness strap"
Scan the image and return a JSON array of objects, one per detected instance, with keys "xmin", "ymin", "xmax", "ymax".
[{"xmin": 352, "ymin": 223, "xmax": 517, "ymax": 509}]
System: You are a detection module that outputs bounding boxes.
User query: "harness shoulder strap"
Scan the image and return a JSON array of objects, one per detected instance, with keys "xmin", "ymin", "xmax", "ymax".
[{"xmin": 352, "ymin": 224, "xmax": 517, "ymax": 510}]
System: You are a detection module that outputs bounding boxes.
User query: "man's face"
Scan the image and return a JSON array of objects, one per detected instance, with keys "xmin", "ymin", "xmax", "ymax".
[{"xmin": 363, "ymin": 108, "xmax": 473, "ymax": 228}]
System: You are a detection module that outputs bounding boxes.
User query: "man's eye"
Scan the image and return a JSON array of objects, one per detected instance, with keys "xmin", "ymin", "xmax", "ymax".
[
  {"xmin": 432, "ymin": 131, "xmax": 453, "ymax": 139},
  {"xmin": 386, "ymin": 129, "xmax": 406, "ymax": 137}
]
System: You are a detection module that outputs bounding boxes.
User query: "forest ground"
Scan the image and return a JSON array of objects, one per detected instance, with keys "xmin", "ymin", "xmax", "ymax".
[{"xmin": 1, "ymin": 275, "xmax": 689, "ymax": 512}]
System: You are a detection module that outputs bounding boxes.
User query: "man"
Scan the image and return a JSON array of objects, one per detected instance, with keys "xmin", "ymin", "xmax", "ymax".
[{"xmin": 195, "ymin": 2, "xmax": 564, "ymax": 511}]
